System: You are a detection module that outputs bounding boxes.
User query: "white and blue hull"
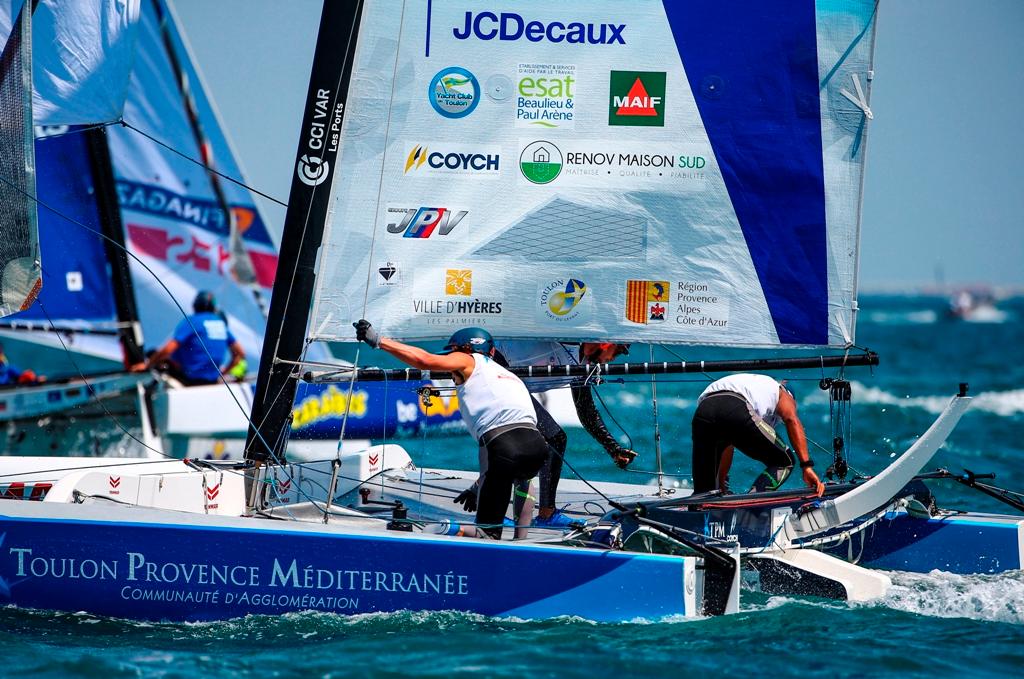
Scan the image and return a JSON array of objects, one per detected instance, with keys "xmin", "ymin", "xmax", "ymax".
[{"xmin": 0, "ymin": 501, "xmax": 698, "ymax": 622}]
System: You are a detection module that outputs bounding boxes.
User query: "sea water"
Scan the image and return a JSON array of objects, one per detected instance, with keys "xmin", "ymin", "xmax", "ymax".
[{"xmin": 1, "ymin": 294, "xmax": 1023, "ymax": 677}]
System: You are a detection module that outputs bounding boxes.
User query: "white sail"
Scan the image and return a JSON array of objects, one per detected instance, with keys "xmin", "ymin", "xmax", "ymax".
[{"xmin": 308, "ymin": 0, "xmax": 877, "ymax": 348}]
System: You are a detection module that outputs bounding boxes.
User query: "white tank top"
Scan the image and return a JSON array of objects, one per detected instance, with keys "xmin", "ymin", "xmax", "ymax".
[
  {"xmin": 699, "ymin": 374, "xmax": 782, "ymax": 425},
  {"xmin": 493, "ymin": 340, "xmax": 579, "ymax": 392},
  {"xmin": 456, "ymin": 353, "xmax": 537, "ymax": 441}
]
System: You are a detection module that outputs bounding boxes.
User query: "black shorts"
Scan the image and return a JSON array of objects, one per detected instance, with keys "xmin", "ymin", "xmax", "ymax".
[
  {"xmin": 691, "ymin": 392, "xmax": 794, "ymax": 494},
  {"xmin": 476, "ymin": 426, "xmax": 548, "ymax": 538}
]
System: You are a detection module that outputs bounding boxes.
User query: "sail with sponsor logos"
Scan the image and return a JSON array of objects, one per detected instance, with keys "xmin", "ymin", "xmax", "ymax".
[{"xmin": 307, "ymin": 0, "xmax": 876, "ymax": 349}]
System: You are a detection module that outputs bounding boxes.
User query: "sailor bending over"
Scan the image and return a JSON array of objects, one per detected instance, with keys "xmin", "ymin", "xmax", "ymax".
[
  {"xmin": 467, "ymin": 340, "xmax": 637, "ymax": 529},
  {"xmin": 354, "ymin": 321, "xmax": 547, "ymax": 539},
  {"xmin": 691, "ymin": 374, "xmax": 824, "ymax": 496}
]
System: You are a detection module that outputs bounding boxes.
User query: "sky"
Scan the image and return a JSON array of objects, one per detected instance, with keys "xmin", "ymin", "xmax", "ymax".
[{"xmin": 172, "ymin": 0, "xmax": 1024, "ymax": 290}]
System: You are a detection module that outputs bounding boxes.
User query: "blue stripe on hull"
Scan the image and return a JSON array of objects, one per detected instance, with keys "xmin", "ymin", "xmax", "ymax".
[
  {"xmin": 0, "ymin": 515, "xmax": 689, "ymax": 622},
  {"xmin": 662, "ymin": 0, "xmax": 828, "ymax": 344},
  {"xmin": 833, "ymin": 513, "xmax": 1023, "ymax": 574}
]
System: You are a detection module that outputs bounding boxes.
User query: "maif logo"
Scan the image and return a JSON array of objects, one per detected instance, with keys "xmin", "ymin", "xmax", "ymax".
[
  {"xmin": 609, "ymin": 71, "xmax": 666, "ymax": 127},
  {"xmin": 385, "ymin": 207, "xmax": 468, "ymax": 238},
  {"xmin": 296, "ymin": 154, "xmax": 330, "ymax": 186},
  {"xmin": 429, "ymin": 67, "xmax": 480, "ymax": 119},
  {"xmin": 519, "ymin": 141, "xmax": 563, "ymax": 184}
]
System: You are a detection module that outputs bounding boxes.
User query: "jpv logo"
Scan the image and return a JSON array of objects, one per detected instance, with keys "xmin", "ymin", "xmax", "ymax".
[
  {"xmin": 404, "ymin": 144, "xmax": 500, "ymax": 176},
  {"xmin": 625, "ymin": 280, "xmax": 669, "ymax": 324},
  {"xmin": 541, "ymin": 278, "xmax": 587, "ymax": 321},
  {"xmin": 446, "ymin": 269, "xmax": 473, "ymax": 296},
  {"xmin": 519, "ymin": 141, "xmax": 563, "ymax": 184},
  {"xmin": 296, "ymin": 154, "xmax": 330, "ymax": 185},
  {"xmin": 386, "ymin": 207, "xmax": 468, "ymax": 238},
  {"xmin": 428, "ymin": 67, "xmax": 480, "ymax": 119},
  {"xmin": 453, "ymin": 12, "xmax": 625, "ymax": 45},
  {"xmin": 609, "ymin": 71, "xmax": 666, "ymax": 127}
]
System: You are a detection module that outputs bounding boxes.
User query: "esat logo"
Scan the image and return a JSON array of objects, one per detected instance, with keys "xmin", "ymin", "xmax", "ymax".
[
  {"xmin": 609, "ymin": 71, "xmax": 666, "ymax": 127},
  {"xmin": 446, "ymin": 269, "xmax": 472, "ymax": 296},
  {"xmin": 541, "ymin": 278, "xmax": 587, "ymax": 321},
  {"xmin": 519, "ymin": 141, "xmax": 563, "ymax": 184},
  {"xmin": 516, "ymin": 64, "xmax": 576, "ymax": 129},
  {"xmin": 429, "ymin": 67, "xmax": 480, "ymax": 119},
  {"xmin": 625, "ymin": 280, "xmax": 669, "ymax": 324},
  {"xmin": 385, "ymin": 207, "xmax": 468, "ymax": 238}
]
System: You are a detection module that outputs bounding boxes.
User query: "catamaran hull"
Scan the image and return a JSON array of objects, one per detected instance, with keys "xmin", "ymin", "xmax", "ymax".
[
  {"xmin": 0, "ymin": 502, "xmax": 700, "ymax": 622},
  {"xmin": 826, "ymin": 511, "xmax": 1024, "ymax": 574}
]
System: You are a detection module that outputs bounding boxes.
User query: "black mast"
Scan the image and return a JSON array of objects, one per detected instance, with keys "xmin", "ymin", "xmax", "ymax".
[
  {"xmin": 244, "ymin": 0, "xmax": 365, "ymax": 463},
  {"xmin": 84, "ymin": 127, "xmax": 146, "ymax": 366}
]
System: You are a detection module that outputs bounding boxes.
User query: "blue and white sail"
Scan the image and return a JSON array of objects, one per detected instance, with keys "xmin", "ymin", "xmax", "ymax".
[
  {"xmin": 310, "ymin": 0, "xmax": 877, "ymax": 348},
  {"xmin": 106, "ymin": 0, "xmax": 277, "ymax": 369},
  {"xmin": 0, "ymin": 0, "xmax": 140, "ymax": 125}
]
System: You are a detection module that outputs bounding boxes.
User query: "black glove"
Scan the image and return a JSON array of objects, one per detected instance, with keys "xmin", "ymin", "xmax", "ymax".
[
  {"xmin": 453, "ymin": 486, "xmax": 478, "ymax": 513},
  {"xmin": 609, "ymin": 447, "xmax": 638, "ymax": 470},
  {"xmin": 353, "ymin": 319, "xmax": 381, "ymax": 348}
]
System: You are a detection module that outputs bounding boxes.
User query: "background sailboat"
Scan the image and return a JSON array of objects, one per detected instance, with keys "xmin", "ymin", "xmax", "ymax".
[{"xmin": 0, "ymin": 0, "xmax": 461, "ymax": 457}]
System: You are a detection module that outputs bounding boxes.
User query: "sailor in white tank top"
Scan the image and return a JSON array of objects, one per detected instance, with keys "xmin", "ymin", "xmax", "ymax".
[
  {"xmin": 699, "ymin": 373, "xmax": 783, "ymax": 426},
  {"xmin": 456, "ymin": 353, "xmax": 537, "ymax": 442}
]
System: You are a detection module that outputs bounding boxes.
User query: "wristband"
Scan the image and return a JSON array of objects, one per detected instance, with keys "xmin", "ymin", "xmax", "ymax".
[{"xmin": 799, "ymin": 458, "xmax": 815, "ymax": 470}]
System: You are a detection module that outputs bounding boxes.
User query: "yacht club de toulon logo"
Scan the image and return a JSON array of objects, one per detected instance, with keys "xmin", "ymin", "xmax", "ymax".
[
  {"xmin": 429, "ymin": 67, "xmax": 480, "ymax": 119},
  {"xmin": 608, "ymin": 71, "xmax": 666, "ymax": 127}
]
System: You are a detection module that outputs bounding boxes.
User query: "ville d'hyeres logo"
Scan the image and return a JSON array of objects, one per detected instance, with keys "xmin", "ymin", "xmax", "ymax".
[
  {"xmin": 519, "ymin": 141, "xmax": 563, "ymax": 184},
  {"xmin": 429, "ymin": 67, "xmax": 480, "ymax": 119}
]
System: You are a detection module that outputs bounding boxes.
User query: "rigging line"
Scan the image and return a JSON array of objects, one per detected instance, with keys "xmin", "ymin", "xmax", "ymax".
[
  {"xmin": 118, "ymin": 120, "xmax": 287, "ymax": 207},
  {"xmin": 33, "ymin": 294, "xmax": 169, "ymax": 459},
  {"xmin": 10, "ymin": 296, "xmax": 269, "ymax": 487},
  {"xmin": 358, "ymin": 0, "xmax": 409, "ymax": 317},
  {"xmin": 34, "ymin": 121, "xmax": 119, "ymax": 141},
  {"xmin": 0, "ymin": 458, "xmax": 196, "ymax": 480},
  {"xmin": 0, "ymin": 173, "xmax": 285, "ymax": 467},
  {"xmin": 590, "ymin": 385, "xmax": 634, "ymax": 451}
]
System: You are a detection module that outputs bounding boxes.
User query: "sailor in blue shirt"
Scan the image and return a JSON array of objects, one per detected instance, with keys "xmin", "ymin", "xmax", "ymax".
[
  {"xmin": 0, "ymin": 342, "xmax": 43, "ymax": 386},
  {"xmin": 131, "ymin": 291, "xmax": 245, "ymax": 386}
]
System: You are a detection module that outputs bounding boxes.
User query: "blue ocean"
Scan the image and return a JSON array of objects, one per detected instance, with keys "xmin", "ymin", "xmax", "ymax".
[{"xmin": 2, "ymin": 294, "xmax": 1022, "ymax": 677}]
